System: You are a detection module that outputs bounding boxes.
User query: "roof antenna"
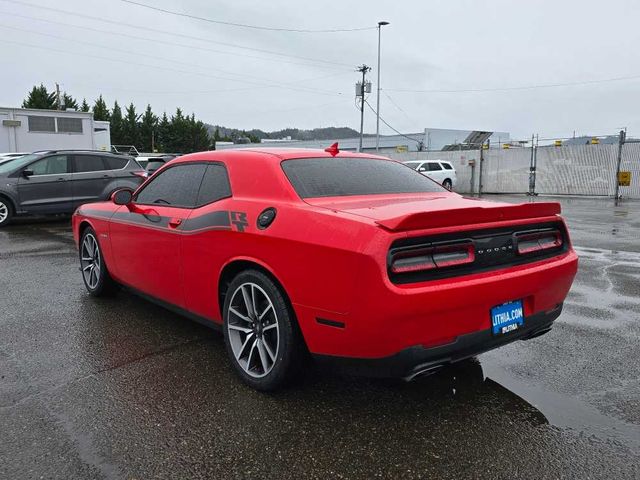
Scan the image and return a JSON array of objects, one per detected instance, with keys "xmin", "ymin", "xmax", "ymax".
[{"xmin": 324, "ymin": 142, "xmax": 339, "ymax": 156}]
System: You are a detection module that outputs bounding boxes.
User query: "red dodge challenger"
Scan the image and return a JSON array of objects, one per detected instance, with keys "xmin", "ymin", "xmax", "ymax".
[{"xmin": 72, "ymin": 147, "xmax": 578, "ymax": 390}]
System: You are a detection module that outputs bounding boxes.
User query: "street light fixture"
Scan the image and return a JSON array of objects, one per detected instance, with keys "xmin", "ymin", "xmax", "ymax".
[{"xmin": 376, "ymin": 21, "xmax": 390, "ymax": 151}]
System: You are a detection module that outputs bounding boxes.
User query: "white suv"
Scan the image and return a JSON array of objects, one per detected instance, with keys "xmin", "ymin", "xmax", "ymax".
[{"xmin": 403, "ymin": 160, "xmax": 457, "ymax": 190}]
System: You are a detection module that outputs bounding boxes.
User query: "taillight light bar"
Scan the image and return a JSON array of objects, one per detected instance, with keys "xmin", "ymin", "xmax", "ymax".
[
  {"xmin": 391, "ymin": 242, "xmax": 475, "ymax": 274},
  {"xmin": 514, "ymin": 230, "xmax": 562, "ymax": 254}
]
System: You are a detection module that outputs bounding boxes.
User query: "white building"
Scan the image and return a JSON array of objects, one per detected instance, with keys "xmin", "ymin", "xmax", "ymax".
[{"xmin": 0, "ymin": 107, "xmax": 111, "ymax": 153}]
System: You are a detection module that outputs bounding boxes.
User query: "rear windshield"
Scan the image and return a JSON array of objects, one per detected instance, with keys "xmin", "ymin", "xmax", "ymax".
[{"xmin": 282, "ymin": 157, "xmax": 445, "ymax": 198}]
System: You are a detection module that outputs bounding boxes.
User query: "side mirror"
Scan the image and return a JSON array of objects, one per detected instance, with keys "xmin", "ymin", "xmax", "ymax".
[
  {"xmin": 418, "ymin": 167, "xmax": 427, "ymax": 173},
  {"xmin": 112, "ymin": 188, "xmax": 133, "ymax": 205},
  {"xmin": 22, "ymin": 169, "xmax": 34, "ymax": 177}
]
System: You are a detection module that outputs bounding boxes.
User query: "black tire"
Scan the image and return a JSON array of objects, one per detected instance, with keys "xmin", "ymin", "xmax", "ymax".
[
  {"xmin": 0, "ymin": 197, "xmax": 14, "ymax": 227},
  {"xmin": 223, "ymin": 269, "xmax": 305, "ymax": 391},
  {"xmin": 79, "ymin": 227, "xmax": 117, "ymax": 296},
  {"xmin": 442, "ymin": 179, "xmax": 452, "ymax": 191}
]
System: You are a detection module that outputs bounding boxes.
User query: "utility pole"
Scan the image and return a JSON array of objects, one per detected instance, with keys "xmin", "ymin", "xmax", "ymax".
[
  {"xmin": 375, "ymin": 21, "xmax": 389, "ymax": 151},
  {"xmin": 614, "ymin": 129, "xmax": 626, "ymax": 203},
  {"xmin": 55, "ymin": 83, "xmax": 61, "ymax": 110},
  {"xmin": 356, "ymin": 64, "xmax": 371, "ymax": 152}
]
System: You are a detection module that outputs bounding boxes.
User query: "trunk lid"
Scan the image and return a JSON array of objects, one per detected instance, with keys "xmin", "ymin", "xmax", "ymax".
[{"xmin": 305, "ymin": 193, "xmax": 561, "ymax": 231}]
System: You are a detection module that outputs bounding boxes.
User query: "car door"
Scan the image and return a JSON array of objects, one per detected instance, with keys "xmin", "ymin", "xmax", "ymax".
[
  {"xmin": 108, "ymin": 162, "xmax": 208, "ymax": 308},
  {"xmin": 424, "ymin": 161, "xmax": 445, "ymax": 184},
  {"xmin": 17, "ymin": 154, "xmax": 73, "ymax": 213},
  {"xmin": 70, "ymin": 154, "xmax": 112, "ymax": 208}
]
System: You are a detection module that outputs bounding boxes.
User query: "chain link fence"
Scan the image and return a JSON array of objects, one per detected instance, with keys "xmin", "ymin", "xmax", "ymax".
[{"xmin": 388, "ymin": 136, "xmax": 640, "ymax": 199}]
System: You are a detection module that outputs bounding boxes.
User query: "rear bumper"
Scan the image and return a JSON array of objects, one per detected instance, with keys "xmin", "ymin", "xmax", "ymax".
[{"xmin": 313, "ymin": 303, "xmax": 562, "ymax": 379}]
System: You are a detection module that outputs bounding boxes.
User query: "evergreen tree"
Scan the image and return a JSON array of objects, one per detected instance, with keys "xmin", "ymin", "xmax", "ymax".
[
  {"xmin": 110, "ymin": 101, "xmax": 124, "ymax": 145},
  {"xmin": 92, "ymin": 95, "xmax": 110, "ymax": 121},
  {"xmin": 157, "ymin": 112, "xmax": 171, "ymax": 152},
  {"xmin": 21, "ymin": 84, "xmax": 57, "ymax": 109},
  {"xmin": 80, "ymin": 98, "xmax": 90, "ymax": 112},
  {"xmin": 122, "ymin": 103, "xmax": 140, "ymax": 147},
  {"xmin": 139, "ymin": 104, "xmax": 158, "ymax": 152},
  {"xmin": 60, "ymin": 93, "xmax": 78, "ymax": 110}
]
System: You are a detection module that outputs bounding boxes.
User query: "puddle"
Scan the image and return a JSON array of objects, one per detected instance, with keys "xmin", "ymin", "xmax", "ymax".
[{"xmin": 480, "ymin": 356, "xmax": 640, "ymax": 450}]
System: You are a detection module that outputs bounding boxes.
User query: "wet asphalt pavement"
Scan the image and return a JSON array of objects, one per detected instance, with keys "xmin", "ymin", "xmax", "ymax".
[{"xmin": 1, "ymin": 195, "xmax": 639, "ymax": 479}]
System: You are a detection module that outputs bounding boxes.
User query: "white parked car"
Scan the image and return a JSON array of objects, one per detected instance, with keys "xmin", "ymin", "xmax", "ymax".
[{"xmin": 403, "ymin": 160, "xmax": 457, "ymax": 190}]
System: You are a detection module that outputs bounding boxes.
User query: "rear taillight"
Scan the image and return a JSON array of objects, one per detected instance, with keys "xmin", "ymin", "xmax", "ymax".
[
  {"xmin": 514, "ymin": 230, "xmax": 562, "ymax": 254},
  {"xmin": 132, "ymin": 171, "xmax": 148, "ymax": 179},
  {"xmin": 391, "ymin": 242, "xmax": 475, "ymax": 274}
]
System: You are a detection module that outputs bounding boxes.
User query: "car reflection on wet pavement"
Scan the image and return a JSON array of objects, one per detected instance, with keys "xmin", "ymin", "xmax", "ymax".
[{"xmin": 1, "ymin": 196, "xmax": 639, "ymax": 479}]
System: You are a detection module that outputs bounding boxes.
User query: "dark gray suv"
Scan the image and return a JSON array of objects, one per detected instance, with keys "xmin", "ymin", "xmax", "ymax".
[{"xmin": 0, "ymin": 150, "xmax": 146, "ymax": 226}]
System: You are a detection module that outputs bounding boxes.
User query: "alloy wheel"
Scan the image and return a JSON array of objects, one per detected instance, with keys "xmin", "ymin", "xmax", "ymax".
[
  {"xmin": 81, "ymin": 234, "xmax": 101, "ymax": 290},
  {"xmin": 0, "ymin": 201, "xmax": 8, "ymax": 224},
  {"xmin": 227, "ymin": 282, "xmax": 280, "ymax": 378}
]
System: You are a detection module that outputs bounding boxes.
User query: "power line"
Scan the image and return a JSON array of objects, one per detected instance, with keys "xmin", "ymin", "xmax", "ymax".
[
  {"xmin": 120, "ymin": 0, "xmax": 376, "ymax": 33},
  {"xmin": 364, "ymin": 100, "xmax": 422, "ymax": 145},
  {"xmin": 0, "ymin": 0, "xmax": 354, "ymax": 68},
  {"xmin": 0, "ymin": 38, "xmax": 343, "ymax": 98},
  {"xmin": 0, "ymin": 10, "xmax": 350, "ymax": 71},
  {"xmin": 0, "ymin": 24, "xmax": 343, "ymax": 97},
  {"xmin": 386, "ymin": 74, "xmax": 640, "ymax": 93},
  {"xmin": 382, "ymin": 91, "xmax": 417, "ymax": 126}
]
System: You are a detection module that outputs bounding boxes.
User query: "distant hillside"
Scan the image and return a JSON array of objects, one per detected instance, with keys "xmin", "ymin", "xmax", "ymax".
[{"xmin": 206, "ymin": 125, "xmax": 361, "ymax": 142}]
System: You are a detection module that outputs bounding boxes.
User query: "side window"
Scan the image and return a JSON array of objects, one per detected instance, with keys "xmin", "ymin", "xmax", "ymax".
[
  {"xmin": 136, "ymin": 164, "xmax": 207, "ymax": 207},
  {"xmin": 441, "ymin": 163, "xmax": 453, "ymax": 170},
  {"xmin": 74, "ymin": 155, "xmax": 106, "ymax": 173},
  {"xmin": 196, "ymin": 163, "xmax": 231, "ymax": 206},
  {"xmin": 104, "ymin": 156, "xmax": 128, "ymax": 170},
  {"xmin": 29, "ymin": 155, "xmax": 69, "ymax": 175},
  {"xmin": 427, "ymin": 162, "xmax": 442, "ymax": 171}
]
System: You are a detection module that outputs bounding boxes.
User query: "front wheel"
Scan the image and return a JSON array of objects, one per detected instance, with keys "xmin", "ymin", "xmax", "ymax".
[
  {"xmin": 223, "ymin": 270, "xmax": 304, "ymax": 391},
  {"xmin": 80, "ymin": 227, "xmax": 117, "ymax": 296},
  {"xmin": 0, "ymin": 198, "xmax": 13, "ymax": 227}
]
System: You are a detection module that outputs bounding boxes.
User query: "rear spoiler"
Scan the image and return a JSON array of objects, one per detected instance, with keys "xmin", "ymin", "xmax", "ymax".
[{"xmin": 375, "ymin": 202, "xmax": 561, "ymax": 232}]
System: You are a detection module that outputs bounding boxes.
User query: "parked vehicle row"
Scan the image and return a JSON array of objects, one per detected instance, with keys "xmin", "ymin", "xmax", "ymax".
[
  {"xmin": 72, "ymin": 147, "xmax": 578, "ymax": 391},
  {"xmin": 0, "ymin": 150, "xmax": 146, "ymax": 226}
]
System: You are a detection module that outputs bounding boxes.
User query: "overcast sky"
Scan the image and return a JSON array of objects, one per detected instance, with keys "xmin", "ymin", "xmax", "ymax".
[{"xmin": 1, "ymin": 0, "xmax": 639, "ymax": 139}]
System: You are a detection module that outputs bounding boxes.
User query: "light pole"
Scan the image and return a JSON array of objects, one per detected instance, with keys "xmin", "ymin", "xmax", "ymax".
[{"xmin": 375, "ymin": 21, "xmax": 389, "ymax": 151}]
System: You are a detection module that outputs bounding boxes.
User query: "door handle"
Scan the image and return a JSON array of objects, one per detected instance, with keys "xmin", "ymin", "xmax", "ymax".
[
  {"xmin": 57, "ymin": 177, "xmax": 66, "ymax": 181},
  {"xmin": 168, "ymin": 217, "xmax": 182, "ymax": 228},
  {"xmin": 102, "ymin": 174, "xmax": 110, "ymax": 178}
]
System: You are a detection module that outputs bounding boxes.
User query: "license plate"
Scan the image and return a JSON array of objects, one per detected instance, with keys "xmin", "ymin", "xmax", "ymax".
[{"xmin": 491, "ymin": 300, "xmax": 524, "ymax": 335}]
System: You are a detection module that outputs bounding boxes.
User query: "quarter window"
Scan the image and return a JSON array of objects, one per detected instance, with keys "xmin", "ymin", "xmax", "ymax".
[
  {"xmin": 427, "ymin": 162, "xmax": 443, "ymax": 171},
  {"xmin": 29, "ymin": 155, "xmax": 69, "ymax": 175},
  {"xmin": 442, "ymin": 163, "xmax": 453, "ymax": 170},
  {"xmin": 74, "ymin": 155, "xmax": 106, "ymax": 173},
  {"xmin": 136, "ymin": 164, "xmax": 207, "ymax": 207},
  {"xmin": 104, "ymin": 156, "xmax": 129, "ymax": 170},
  {"xmin": 196, "ymin": 164, "xmax": 232, "ymax": 205}
]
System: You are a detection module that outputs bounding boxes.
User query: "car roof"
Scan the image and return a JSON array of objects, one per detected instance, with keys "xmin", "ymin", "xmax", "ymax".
[{"xmin": 176, "ymin": 148, "xmax": 390, "ymax": 163}]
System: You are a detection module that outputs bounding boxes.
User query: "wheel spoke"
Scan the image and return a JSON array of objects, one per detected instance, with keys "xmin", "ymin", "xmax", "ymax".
[
  {"xmin": 256, "ymin": 340, "xmax": 270, "ymax": 373},
  {"xmin": 82, "ymin": 263, "xmax": 93, "ymax": 272},
  {"xmin": 228, "ymin": 324, "xmax": 252, "ymax": 334},
  {"xmin": 229, "ymin": 307, "xmax": 252, "ymax": 323},
  {"xmin": 258, "ymin": 304, "xmax": 273, "ymax": 321},
  {"xmin": 236, "ymin": 333, "xmax": 254, "ymax": 360},
  {"xmin": 246, "ymin": 339, "xmax": 258, "ymax": 371},
  {"xmin": 241, "ymin": 285, "xmax": 254, "ymax": 318},
  {"xmin": 263, "ymin": 322, "xmax": 278, "ymax": 331},
  {"xmin": 81, "ymin": 256, "xmax": 92, "ymax": 262},
  {"xmin": 262, "ymin": 337, "xmax": 276, "ymax": 362}
]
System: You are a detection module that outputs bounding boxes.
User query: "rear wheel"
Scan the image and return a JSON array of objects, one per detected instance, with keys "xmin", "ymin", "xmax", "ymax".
[
  {"xmin": 0, "ymin": 198, "xmax": 13, "ymax": 227},
  {"xmin": 223, "ymin": 270, "xmax": 304, "ymax": 391},
  {"xmin": 80, "ymin": 227, "xmax": 117, "ymax": 296},
  {"xmin": 442, "ymin": 179, "xmax": 452, "ymax": 190}
]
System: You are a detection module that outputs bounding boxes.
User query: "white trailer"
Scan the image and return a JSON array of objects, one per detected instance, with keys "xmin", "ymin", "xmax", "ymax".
[{"xmin": 0, "ymin": 107, "xmax": 111, "ymax": 153}]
